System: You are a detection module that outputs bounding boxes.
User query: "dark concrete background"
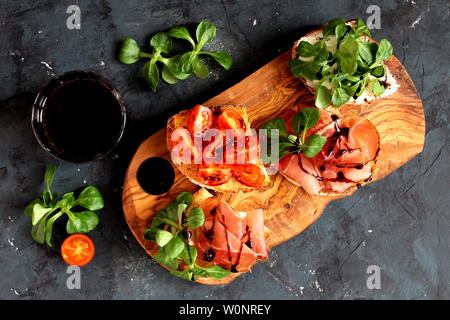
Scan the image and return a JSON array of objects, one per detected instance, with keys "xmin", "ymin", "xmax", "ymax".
[{"xmin": 0, "ymin": 0, "xmax": 448, "ymax": 300}]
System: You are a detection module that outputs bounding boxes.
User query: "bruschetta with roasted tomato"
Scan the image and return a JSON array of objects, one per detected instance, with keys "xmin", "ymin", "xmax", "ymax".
[{"xmin": 167, "ymin": 104, "xmax": 270, "ymax": 192}]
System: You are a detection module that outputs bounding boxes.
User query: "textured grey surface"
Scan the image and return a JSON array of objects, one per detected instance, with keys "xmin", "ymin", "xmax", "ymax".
[{"xmin": 0, "ymin": 0, "xmax": 449, "ymax": 300}]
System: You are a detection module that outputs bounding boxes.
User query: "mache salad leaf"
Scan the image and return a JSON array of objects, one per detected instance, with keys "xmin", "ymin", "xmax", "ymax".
[
  {"xmin": 24, "ymin": 166, "xmax": 104, "ymax": 247},
  {"xmin": 289, "ymin": 18, "xmax": 393, "ymax": 108},
  {"xmin": 144, "ymin": 191, "xmax": 231, "ymax": 281},
  {"xmin": 119, "ymin": 21, "xmax": 233, "ymax": 92}
]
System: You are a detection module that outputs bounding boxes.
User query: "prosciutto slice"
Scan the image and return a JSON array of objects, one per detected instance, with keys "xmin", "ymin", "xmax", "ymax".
[
  {"xmin": 279, "ymin": 109, "xmax": 380, "ymax": 194},
  {"xmin": 191, "ymin": 197, "xmax": 267, "ymax": 273}
]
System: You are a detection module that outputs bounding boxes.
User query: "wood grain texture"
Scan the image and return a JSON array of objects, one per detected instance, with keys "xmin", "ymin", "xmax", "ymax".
[{"xmin": 122, "ymin": 51, "xmax": 425, "ymax": 285}]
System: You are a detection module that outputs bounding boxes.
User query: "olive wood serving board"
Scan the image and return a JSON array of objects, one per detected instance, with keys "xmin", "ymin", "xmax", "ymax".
[{"xmin": 122, "ymin": 51, "xmax": 425, "ymax": 285}]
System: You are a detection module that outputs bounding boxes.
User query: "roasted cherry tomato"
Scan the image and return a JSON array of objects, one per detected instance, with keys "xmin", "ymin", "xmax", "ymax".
[
  {"xmin": 169, "ymin": 128, "xmax": 201, "ymax": 162},
  {"xmin": 244, "ymin": 135, "xmax": 260, "ymax": 163},
  {"xmin": 225, "ymin": 135, "xmax": 260, "ymax": 165},
  {"xmin": 217, "ymin": 109, "xmax": 246, "ymax": 131},
  {"xmin": 61, "ymin": 234, "xmax": 95, "ymax": 267},
  {"xmin": 187, "ymin": 104, "xmax": 213, "ymax": 136},
  {"xmin": 233, "ymin": 164, "xmax": 265, "ymax": 188},
  {"xmin": 198, "ymin": 164, "xmax": 232, "ymax": 186}
]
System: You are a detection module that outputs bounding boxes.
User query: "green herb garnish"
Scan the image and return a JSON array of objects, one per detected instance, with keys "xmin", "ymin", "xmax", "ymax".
[
  {"xmin": 144, "ymin": 191, "xmax": 231, "ymax": 281},
  {"xmin": 289, "ymin": 18, "xmax": 393, "ymax": 108},
  {"xmin": 119, "ymin": 21, "xmax": 233, "ymax": 92},
  {"xmin": 261, "ymin": 108, "xmax": 327, "ymax": 160},
  {"xmin": 24, "ymin": 165, "xmax": 104, "ymax": 247}
]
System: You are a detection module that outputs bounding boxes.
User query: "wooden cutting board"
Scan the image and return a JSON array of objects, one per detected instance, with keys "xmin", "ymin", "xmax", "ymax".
[{"xmin": 122, "ymin": 51, "xmax": 425, "ymax": 284}]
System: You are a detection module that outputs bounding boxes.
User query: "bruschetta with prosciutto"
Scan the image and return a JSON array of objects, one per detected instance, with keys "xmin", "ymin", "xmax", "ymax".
[
  {"xmin": 278, "ymin": 107, "xmax": 380, "ymax": 195},
  {"xmin": 190, "ymin": 188, "xmax": 268, "ymax": 274}
]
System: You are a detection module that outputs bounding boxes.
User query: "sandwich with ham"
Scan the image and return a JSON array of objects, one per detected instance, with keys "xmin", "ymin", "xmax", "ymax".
[
  {"xmin": 144, "ymin": 188, "xmax": 268, "ymax": 283},
  {"xmin": 262, "ymin": 105, "xmax": 380, "ymax": 195},
  {"xmin": 190, "ymin": 188, "xmax": 268, "ymax": 274}
]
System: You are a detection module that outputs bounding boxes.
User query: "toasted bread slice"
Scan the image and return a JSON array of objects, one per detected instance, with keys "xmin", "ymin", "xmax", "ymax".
[
  {"xmin": 191, "ymin": 187, "xmax": 215, "ymax": 206},
  {"xmin": 292, "ymin": 19, "xmax": 399, "ymax": 106},
  {"xmin": 167, "ymin": 105, "xmax": 271, "ymax": 193}
]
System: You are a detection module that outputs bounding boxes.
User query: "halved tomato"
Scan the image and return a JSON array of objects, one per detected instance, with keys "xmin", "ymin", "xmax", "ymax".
[
  {"xmin": 233, "ymin": 164, "xmax": 265, "ymax": 188},
  {"xmin": 198, "ymin": 164, "xmax": 232, "ymax": 186},
  {"xmin": 61, "ymin": 234, "xmax": 95, "ymax": 267},
  {"xmin": 187, "ymin": 104, "xmax": 213, "ymax": 136},
  {"xmin": 169, "ymin": 128, "xmax": 203, "ymax": 164},
  {"xmin": 169, "ymin": 128, "xmax": 193, "ymax": 159},
  {"xmin": 217, "ymin": 109, "xmax": 246, "ymax": 130},
  {"xmin": 226, "ymin": 135, "xmax": 260, "ymax": 165}
]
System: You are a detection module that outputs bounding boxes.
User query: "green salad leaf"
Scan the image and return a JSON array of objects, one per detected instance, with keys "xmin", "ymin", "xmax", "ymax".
[
  {"xmin": 289, "ymin": 18, "xmax": 393, "ymax": 108},
  {"xmin": 118, "ymin": 38, "xmax": 142, "ymax": 64},
  {"xmin": 118, "ymin": 21, "xmax": 233, "ymax": 92},
  {"xmin": 315, "ymin": 85, "xmax": 332, "ymax": 109},
  {"xmin": 261, "ymin": 108, "xmax": 327, "ymax": 161},
  {"xmin": 144, "ymin": 191, "xmax": 231, "ymax": 281},
  {"xmin": 24, "ymin": 166, "xmax": 104, "ymax": 247}
]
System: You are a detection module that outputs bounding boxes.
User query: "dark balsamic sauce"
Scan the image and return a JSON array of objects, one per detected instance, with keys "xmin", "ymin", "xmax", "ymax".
[
  {"xmin": 204, "ymin": 248, "xmax": 216, "ymax": 262},
  {"xmin": 212, "ymin": 106, "xmax": 222, "ymax": 116},
  {"xmin": 40, "ymin": 75, "xmax": 124, "ymax": 162},
  {"xmin": 327, "ymin": 145, "xmax": 335, "ymax": 157},
  {"xmin": 327, "ymin": 121, "xmax": 351, "ymax": 158},
  {"xmin": 137, "ymin": 157, "xmax": 175, "ymax": 195},
  {"xmin": 230, "ymin": 226, "xmax": 252, "ymax": 273},
  {"xmin": 337, "ymin": 172, "xmax": 346, "ymax": 181},
  {"xmin": 335, "ymin": 149, "xmax": 347, "ymax": 158},
  {"xmin": 182, "ymin": 229, "xmax": 192, "ymax": 240},
  {"xmin": 231, "ymin": 246, "xmax": 244, "ymax": 272},
  {"xmin": 220, "ymin": 214, "xmax": 234, "ymax": 269},
  {"xmin": 338, "ymin": 127, "xmax": 350, "ymax": 139},
  {"xmin": 204, "ymin": 230, "xmax": 214, "ymax": 240},
  {"xmin": 204, "ymin": 211, "xmax": 216, "ymax": 240}
]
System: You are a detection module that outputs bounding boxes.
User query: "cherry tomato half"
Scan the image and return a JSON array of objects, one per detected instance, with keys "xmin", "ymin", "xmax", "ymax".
[
  {"xmin": 226, "ymin": 135, "xmax": 261, "ymax": 165},
  {"xmin": 187, "ymin": 104, "xmax": 213, "ymax": 136},
  {"xmin": 198, "ymin": 164, "xmax": 232, "ymax": 186},
  {"xmin": 217, "ymin": 109, "xmax": 246, "ymax": 130},
  {"xmin": 233, "ymin": 164, "xmax": 265, "ymax": 188},
  {"xmin": 169, "ymin": 128, "xmax": 202, "ymax": 163},
  {"xmin": 61, "ymin": 234, "xmax": 95, "ymax": 267}
]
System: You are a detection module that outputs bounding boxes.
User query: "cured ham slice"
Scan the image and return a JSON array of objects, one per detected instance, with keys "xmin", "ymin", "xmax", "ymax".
[
  {"xmin": 245, "ymin": 209, "xmax": 268, "ymax": 261},
  {"xmin": 193, "ymin": 219, "xmax": 258, "ymax": 272},
  {"xmin": 279, "ymin": 154, "xmax": 322, "ymax": 195},
  {"xmin": 279, "ymin": 109, "xmax": 380, "ymax": 195},
  {"xmin": 315, "ymin": 116, "xmax": 379, "ymax": 165},
  {"xmin": 191, "ymin": 194, "xmax": 268, "ymax": 273}
]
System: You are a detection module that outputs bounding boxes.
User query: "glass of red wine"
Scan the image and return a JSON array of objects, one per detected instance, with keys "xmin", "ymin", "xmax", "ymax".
[{"xmin": 32, "ymin": 71, "xmax": 126, "ymax": 162}]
